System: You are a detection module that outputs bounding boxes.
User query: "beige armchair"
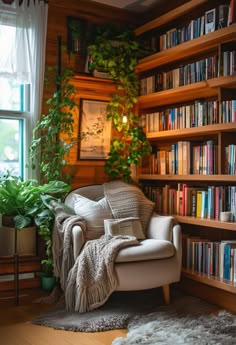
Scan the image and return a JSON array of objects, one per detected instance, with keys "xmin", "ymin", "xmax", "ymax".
[{"xmin": 64, "ymin": 183, "xmax": 182, "ymax": 305}]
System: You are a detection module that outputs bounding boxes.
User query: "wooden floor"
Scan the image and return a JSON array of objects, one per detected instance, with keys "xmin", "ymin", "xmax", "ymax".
[
  {"xmin": 0, "ymin": 287, "xmax": 225, "ymax": 345},
  {"xmin": 0, "ymin": 289, "xmax": 127, "ymax": 345}
]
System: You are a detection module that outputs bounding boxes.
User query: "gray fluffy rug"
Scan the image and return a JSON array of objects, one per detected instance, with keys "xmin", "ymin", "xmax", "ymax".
[
  {"xmin": 112, "ymin": 310, "xmax": 236, "ymax": 345},
  {"xmin": 32, "ymin": 288, "xmax": 236, "ymax": 345}
]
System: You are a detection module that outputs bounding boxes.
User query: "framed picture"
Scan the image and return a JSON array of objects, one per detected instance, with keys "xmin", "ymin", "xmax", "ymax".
[{"xmin": 78, "ymin": 99, "xmax": 111, "ymax": 160}]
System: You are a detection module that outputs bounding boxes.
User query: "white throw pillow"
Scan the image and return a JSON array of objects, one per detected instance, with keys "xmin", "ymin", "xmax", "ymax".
[
  {"xmin": 104, "ymin": 217, "xmax": 145, "ymax": 240},
  {"xmin": 73, "ymin": 194, "xmax": 113, "ymax": 240}
]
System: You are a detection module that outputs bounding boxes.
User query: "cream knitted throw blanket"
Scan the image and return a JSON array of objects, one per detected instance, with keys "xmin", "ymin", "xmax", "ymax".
[
  {"xmin": 104, "ymin": 180, "xmax": 155, "ymax": 232},
  {"xmin": 65, "ymin": 234, "xmax": 139, "ymax": 313}
]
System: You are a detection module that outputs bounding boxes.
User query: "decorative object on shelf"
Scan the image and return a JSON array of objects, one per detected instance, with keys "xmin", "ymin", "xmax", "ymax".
[
  {"xmin": 88, "ymin": 24, "xmax": 151, "ymax": 181},
  {"xmin": 220, "ymin": 211, "xmax": 232, "ymax": 222},
  {"xmin": 78, "ymin": 99, "xmax": 111, "ymax": 160},
  {"xmin": 67, "ymin": 16, "xmax": 88, "ymax": 57}
]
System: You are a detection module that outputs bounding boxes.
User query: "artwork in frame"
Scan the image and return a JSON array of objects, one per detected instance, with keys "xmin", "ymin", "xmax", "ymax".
[{"xmin": 78, "ymin": 99, "xmax": 112, "ymax": 160}]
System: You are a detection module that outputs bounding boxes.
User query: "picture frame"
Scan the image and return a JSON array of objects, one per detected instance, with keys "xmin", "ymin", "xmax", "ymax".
[{"xmin": 78, "ymin": 99, "xmax": 111, "ymax": 160}]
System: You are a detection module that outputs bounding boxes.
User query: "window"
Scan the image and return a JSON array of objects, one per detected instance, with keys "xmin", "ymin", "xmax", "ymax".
[
  {"xmin": 0, "ymin": 24, "xmax": 30, "ymax": 179},
  {"xmin": 0, "ymin": 0, "xmax": 48, "ymax": 180}
]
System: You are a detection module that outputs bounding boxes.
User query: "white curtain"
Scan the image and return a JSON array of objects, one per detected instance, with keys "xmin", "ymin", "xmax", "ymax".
[{"xmin": 0, "ymin": 0, "xmax": 48, "ymax": 179}]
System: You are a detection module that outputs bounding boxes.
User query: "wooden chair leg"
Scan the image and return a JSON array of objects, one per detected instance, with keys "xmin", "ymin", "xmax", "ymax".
[{"xmin": 162, "ymin": 284, "xmax": 170, "ymax": 304}]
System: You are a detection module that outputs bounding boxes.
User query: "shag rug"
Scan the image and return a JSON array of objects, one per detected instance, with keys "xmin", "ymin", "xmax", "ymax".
[
  {"xmin": 112, "ymin": 309, "xmax": 236, "ymax": 345},
  {"xmin": 32, "ymin": 288, "xmax": 236, "ymax": 345}
]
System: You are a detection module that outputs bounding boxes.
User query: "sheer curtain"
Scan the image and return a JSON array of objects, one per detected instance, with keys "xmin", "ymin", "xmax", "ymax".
[{"xmin": 0, "ymin": 0, "xmax": 48, "ymax": 179}]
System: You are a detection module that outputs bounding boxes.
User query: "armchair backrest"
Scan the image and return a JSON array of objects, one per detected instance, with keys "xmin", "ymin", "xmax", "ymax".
[{"xmin": 65, "ymin": 184, "xmax": 104, "ymax": 209}]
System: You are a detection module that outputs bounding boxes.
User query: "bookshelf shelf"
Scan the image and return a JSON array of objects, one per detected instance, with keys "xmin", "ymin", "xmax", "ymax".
[
  {"xmin": 135, "ymin": 0, "xmax": 208, "ymax": 36},
  {"xmin": 139, "ymin": 174, "xmax": 236, "ymax": 183},
  {"xmin": 136, "ymin": 25, "xmax": 236, "ymax": 72},
  {"xmin": 175, "ymin": 215, "xmax": 236, "ymax": 231},
  {"xmin": 182, "ymin": 269, "xmax": 236, "ymax": 293},
  {"xmin": 136, "ymin": 0, "xmax": 236, "ymax": 309},
  {"xmin": 138, "ymin": 76, "xmax": 236, "ymax": 110},
  {"xmin": 145, "ymin": 122, "xmax": 236, "ymax": 140}
]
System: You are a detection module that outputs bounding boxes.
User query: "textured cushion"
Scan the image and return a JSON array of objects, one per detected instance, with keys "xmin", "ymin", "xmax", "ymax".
[
  {"xmin": 115, "ymin": 239, "xmax": 175, "ymax": 263},
  {"xmin": 104, "ymin": 180, "xmax": 155, "ymax": 232},
  {"xmin": 73, "ymin": 194, "xmax": 113, "ymax": 240},
  {"xmin": 104, "ymin": 217, "xmax": 145, "ymax": 240}
]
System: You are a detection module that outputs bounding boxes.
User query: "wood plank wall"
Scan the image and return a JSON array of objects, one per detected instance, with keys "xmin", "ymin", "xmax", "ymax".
[{"xmin": 44, "ymin": 0, "xmax": 141, "ymax": 189}]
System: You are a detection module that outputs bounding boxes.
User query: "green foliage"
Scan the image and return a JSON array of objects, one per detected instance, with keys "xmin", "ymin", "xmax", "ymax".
[
  {"xmin": 88, "ymin": 25, "xmax": 151, "ymax": 181},
  {"xmin": 0, "ymin": 172, "xmax": 70, "ymax": 230},
  {"xmin": 29, "ymin": 66, "xmax": 79, "ymax": 184}
]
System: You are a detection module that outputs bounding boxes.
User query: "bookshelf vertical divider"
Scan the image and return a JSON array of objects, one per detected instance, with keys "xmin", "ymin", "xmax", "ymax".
[{"xmin": 135, "ymin": 0, "xmax": 236, "ymax": 312}]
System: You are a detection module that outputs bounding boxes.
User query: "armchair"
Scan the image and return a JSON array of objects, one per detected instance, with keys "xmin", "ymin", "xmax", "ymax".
[{"xmin": 64, "ymin": 183, "xmax": 182, "ymax": 305}]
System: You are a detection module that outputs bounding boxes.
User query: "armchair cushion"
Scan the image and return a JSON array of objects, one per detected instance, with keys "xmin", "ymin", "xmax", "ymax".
[
  {"xmin": 73, "ymin": 194, "xmax": 113, "ymax": 240},
  {"xmin": 104, "ymin": 217, "xmax": 145, "ymax": 240},
  {"xmin": 115, "ymin": 239, "xmax": 175, "ymax": 263}
]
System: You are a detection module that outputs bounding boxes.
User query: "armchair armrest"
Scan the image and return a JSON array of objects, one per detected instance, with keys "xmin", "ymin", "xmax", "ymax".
[
  {"xmin": 147, "ymin": 215, "xmax": 176, "ymax": 241},
  {"xmin": 147, "ymin": 215, "xmax": 182, "ymax": 271},
  {"xmin": 72, "ymin": 225, "xmax": 85, "ymax": 260}
]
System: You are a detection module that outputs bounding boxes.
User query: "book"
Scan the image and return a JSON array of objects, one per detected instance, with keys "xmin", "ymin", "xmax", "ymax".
[
  {"xmin": 228, "ymin": 0, "xmax": 236, "ymax": 25},
  {"xmin": 205, "ymin": 8, "xmax": 216, "ymax": 34},
  {"xmin": 223, "ymin": 243, "xmax": 231, "ymax": 280},
  {"xmin": 196, "ymin": 190, "xmax": 202, "ymax": 218},
  {"xmin": 218, "ymin": 4, "xmax": 229, "ymax": 29},
  {"xmin": 233, "ymin": 248, "xmax": 236, "ymax": 282},
  {"xmin": 220, "ymin": 240, "xmax": 236, "ymax": 279}
]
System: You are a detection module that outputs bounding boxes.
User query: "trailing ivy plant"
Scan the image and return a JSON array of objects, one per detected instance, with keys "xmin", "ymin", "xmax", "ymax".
[
  {"xmin": 29, "ymin": 66, "xmax": 79, "ymax": 184},
  {"xmin": 88, "ymin": 25, "xmax": 151, "ymax": 181}
]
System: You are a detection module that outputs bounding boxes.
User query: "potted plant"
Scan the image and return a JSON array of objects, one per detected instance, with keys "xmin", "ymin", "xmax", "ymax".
[
  {"xmin": 88, "ymin": 25, "xmax": 151, "ymax": 181},
  {"xmin": 0, "ymin": 171, "xmax": 70, "ymax": 256},
  {"xmin": 35, "ymin": 193, "xmax": 74, "ymax": 291}
]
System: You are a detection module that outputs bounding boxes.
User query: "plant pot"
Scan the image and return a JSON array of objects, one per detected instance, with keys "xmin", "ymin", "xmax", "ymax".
[
  {"xmin": 40, "ymin": 274, "xmax": 56, "ymax": 292},
  {"xmin": 0, "ymin": 226, "xmax": 36, "ymax": 256}
]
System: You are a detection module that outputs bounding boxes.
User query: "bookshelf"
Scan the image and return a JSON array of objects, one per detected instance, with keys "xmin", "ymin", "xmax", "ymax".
[{"xmin": 135, "ymin": 0, "xmax": 236, "ymax": 312}]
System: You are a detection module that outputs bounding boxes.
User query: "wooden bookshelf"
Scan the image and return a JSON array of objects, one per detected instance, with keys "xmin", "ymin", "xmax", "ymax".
[{"xmin": 136, "ymin": 0, "xmax": 236, "ymax": 309}]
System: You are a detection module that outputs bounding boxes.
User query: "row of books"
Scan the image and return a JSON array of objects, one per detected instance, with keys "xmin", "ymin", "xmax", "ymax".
[
  {"xmin": 142, "ymin": 140, "xmax": 218, "ymax": 175},
  {"xmin": 140, "ymin": 55, "xmax": 221, "ymax": 94},
  {"xmin": 160, "ymin": 4, "xmax": 235, "ymax": 51},
  {"xmin": 139, "ymin": 2, "xmax": 235, "ymax": 53},
  {"xmin": 142, "ymin": 183, "xmax": 236, "ymax": 221},
  {"xmin": 182, "ymin": 237, "xmax": 236, "ymax": 282},
  {"xmin": 140, "ymin": 100, "xmax": 236, "ymax": 132},
  {"xmin": 140, "ymin": 48, "xmax": 236, "ymax": 95}
]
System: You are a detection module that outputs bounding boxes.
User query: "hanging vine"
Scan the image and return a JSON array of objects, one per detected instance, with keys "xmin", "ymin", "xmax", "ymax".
[{"xmin": 88, "ymin": 25, "xmax": 151, "ymax": 181}]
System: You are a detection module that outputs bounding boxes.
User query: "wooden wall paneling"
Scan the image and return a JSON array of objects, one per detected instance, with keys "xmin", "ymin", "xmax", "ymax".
[{"xmin": 44, "ymin": 1, "xmax": 133, "ymax": 189}]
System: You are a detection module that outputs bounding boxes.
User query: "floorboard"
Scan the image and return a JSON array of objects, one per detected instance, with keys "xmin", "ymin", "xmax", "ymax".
[{"xmin": 0, "ymin": 289, "xmax": 127, "ymax": 345}]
